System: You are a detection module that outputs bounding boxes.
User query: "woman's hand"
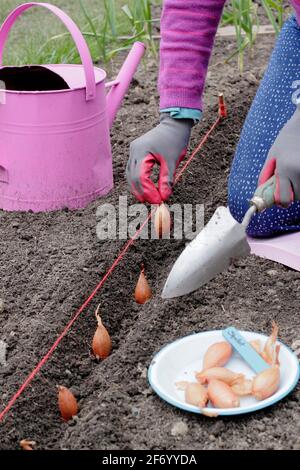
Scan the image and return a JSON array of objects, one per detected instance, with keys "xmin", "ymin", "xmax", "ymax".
[
  {"xmin": 126, "ymin": 114, "xmax": 193, "ymax": 204},
  {"xmin": 258, "ymin": 105, "xmax": 300, "ymax": 207}
]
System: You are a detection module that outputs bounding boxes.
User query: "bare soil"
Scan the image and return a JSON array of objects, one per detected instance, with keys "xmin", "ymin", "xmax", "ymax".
[{"xmin": 1, "ymin": 34, "xmax": 300, "ymax": 450}]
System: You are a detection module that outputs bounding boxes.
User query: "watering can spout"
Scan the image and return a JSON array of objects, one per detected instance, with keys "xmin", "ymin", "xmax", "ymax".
[{"xmin": 106, "ymin": 42, "xmax": 146, "ymax": 130}]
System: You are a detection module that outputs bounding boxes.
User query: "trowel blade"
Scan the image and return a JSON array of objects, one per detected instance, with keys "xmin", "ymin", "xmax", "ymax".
[{"xmin": 162, "ymin": 206, "xmax": 251, "ymax": 298}]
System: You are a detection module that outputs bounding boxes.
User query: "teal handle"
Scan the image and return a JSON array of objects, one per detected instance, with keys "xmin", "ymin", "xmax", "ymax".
[
  {"xmin": 223, "ymin": 327, "xmax": 269, "ymax": 374},
  {"xmin": 252, "ymin": 175, "xmax": 276, "ymax": 210}
]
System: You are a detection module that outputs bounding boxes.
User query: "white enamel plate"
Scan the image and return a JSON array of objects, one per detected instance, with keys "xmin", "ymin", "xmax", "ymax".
[{"xmin": 148, "ymin": 330, "xmax": 300, "ymax": 416}]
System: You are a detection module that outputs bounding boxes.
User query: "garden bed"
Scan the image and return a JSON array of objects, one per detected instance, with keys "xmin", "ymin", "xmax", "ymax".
[{"xmin": 0, "ymin": 33, "xmax": 300, "ymax": 450}]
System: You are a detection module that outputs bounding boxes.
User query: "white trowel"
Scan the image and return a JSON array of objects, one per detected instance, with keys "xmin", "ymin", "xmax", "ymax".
[{"xmin": 162, "ymin": 177, "xmax": 276, "ymax": 298}]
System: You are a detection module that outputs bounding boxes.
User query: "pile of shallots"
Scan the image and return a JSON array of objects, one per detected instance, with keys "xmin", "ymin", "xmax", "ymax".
[{"xmin": 176, "ymin": 322, "xmax": 281, "ymax": 411}]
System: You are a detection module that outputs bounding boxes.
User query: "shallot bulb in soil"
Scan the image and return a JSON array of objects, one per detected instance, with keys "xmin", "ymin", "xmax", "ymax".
[
  {"xmin": 231, "ymin": 378, "xmax": 253, "ymax": 396},
  {"xmin": 92, "ymin": 305, "xmax": 112, "ymax": 360},
  {"xmin": 202, "ymin": 342, "xmax": 232, "ymax": 370},
  {"xmin": 252, "ymin": 366, "xmax": 280, "ymax": 401},
  {"xmin": 57, "ymin": 386, "xmax": 78, "ymax": 421},
  {"xmin": 20, "ymin": 440, "xmax": 36, "ymax": 451},
  {"xmin": 134, "ymin": 265, "xmax": 152, "ymax": 304},
  {"xmin": 261, "ymin": 321, "xmax": 280, "ymax": 366},
  {"xmin": 154, "ymin": 203, "xmax": 171, "ymax": 238},
  {"xmin": 196, "ymin": 367, "xmax": 244, "ymax": 385},
  {"xmin": 185, "ymin": 382, "xmax": 209, "ymax": 408},
  {"xmin": 207, "ymin": 379, "xmax": 240, "ymax": 409}
]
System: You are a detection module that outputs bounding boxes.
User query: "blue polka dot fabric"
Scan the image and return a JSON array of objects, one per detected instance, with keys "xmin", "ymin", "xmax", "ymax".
[{"xmin": 228, "ymin": 15, "xmax": 300, "ymax": 238}]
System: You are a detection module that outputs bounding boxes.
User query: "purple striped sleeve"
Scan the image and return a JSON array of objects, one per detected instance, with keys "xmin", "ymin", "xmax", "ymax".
[{"xmin": 158, "ymin": 0, "xmax": 227, "ymax": 111}]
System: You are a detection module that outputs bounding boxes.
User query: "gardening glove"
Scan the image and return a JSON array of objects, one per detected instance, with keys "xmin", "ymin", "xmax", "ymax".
[
  {"xmin": 127, "ymin": 114, "xmax": 193, "ymax": 204},
  {"xmin": 255, "ymin": 104, "xmax": 300, "ymax": 208}
]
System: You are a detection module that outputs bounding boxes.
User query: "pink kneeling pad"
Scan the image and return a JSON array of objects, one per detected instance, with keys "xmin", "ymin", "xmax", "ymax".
[{"xmin": 248, "ymin": 232, "xmax": 300, "ymax": 272}]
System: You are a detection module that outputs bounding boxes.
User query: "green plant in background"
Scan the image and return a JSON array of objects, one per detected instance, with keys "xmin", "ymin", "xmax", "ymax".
[
  {"xmin": 46, "ymin": 0, "xmax": 159, "ymax": 64},
  {"xmin": 1, "ymin": 0, "xmax": 288, "ymax": 70},
  {"xmin": 222, "ymin": 0, "xmax": 259, "ymax": 73},
  {"xmin": 79, "ymin": 0, "xmax": 146, "ymax": 63},
  {"xmin": 261, "ymin": 0, "xmax": 285, "ymax": 34},
  {"xmin": 122, "ymin": 0, "xmax": 158, "ymax": 56},
  {"xmin": 76, "ymin": 0, "xmax": 287, "ymax": 68},
  {"xmin": 79, "ymin": 0, "xmax": 106, "ymax": 61},
  {"xmin": 222, "ymin": 0, "xmax": 286, "ymax": 73}
]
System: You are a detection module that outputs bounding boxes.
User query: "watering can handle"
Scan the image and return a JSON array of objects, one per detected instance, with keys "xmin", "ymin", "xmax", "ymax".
[{"xmin": 0, "ymin": 2, "xmax": 96, "ymax": 101}]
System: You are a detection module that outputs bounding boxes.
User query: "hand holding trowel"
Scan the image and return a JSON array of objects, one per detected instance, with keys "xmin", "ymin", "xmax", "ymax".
[{"xmin": 162, "ymin": 102, "xmax": 300, "ymax": 298}]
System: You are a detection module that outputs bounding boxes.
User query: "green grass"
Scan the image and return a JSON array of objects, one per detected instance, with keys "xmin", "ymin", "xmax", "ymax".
[{"xmin": 0, "ymin": 0, "xmax": 101, "ymax": 65}]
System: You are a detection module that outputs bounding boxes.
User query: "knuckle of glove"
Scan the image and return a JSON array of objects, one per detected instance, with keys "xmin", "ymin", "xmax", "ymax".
[
  {"xmin": 130, "ymin": 135, "xmax": 154, "ymax": 158},
  {"xmin": 129, "ymin": 138, "xmax": 141, "ymax": 157}
]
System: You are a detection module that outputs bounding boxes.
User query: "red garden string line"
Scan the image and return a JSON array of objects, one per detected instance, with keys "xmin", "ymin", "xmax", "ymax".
[
  {"xmin": 0, "ymin": 95, "xmax": 227, "ymax": 423},
  {"xmin": 175, "ymin": 116, "xmax": 221, "ymax": 184}
]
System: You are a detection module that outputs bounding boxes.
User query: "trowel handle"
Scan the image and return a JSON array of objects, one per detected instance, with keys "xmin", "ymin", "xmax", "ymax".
[{"xmin": 250, "ymin": 175, "xmax": 276, "ymax": 212}]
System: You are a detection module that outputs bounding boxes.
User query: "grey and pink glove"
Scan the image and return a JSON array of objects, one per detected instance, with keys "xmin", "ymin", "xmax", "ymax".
[
  {"xmin": 256, "ymin": 105, "xmax": 300, "ymax": 207},
  {"xmin": 126, "ymin": 114, "xmax": 193, "ymax": 204}
]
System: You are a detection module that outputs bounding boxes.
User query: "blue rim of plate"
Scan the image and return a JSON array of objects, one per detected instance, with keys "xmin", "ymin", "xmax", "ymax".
[{"xmin": 148, "ymin": 330, "xmax": 300, "ymax": 416}]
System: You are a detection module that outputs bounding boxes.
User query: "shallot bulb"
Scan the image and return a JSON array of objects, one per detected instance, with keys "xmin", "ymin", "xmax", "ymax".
[
  {"xmin": 203, "ymin": 342, "xmax": 232, "ymax": 370},
  {"xmin": 92, "ymin": 305, "xmax": 112, "ymax": 360},
  {"xmin": 176, "ymin": 381, "xmax": 208, "ymax": 408},
  {"xmin": 252, "ymin": 366, "xmax": 280, "ymax": 401},
  {"xmin": 134, "ymin": 265, "xmax": 152, "ymax": 304},
  {"xmin": 249, "ymin": 339, "xmax": 262, "ymax": 354},
  {"xmin": 185, "ymin": 382, "xmax": 209, "ymax": 408},
  {"xmin": 196, "ymin": 367, "xmax": 244, "ymax": 385},
  {"xmin": 175, "ymin": 381, "xmax": 189, "ymax": 391},
  {"xmin": 261, "ymin": 321, "xmax": 280, "ymax": 366},
  {"xmin": 200, "ymin": 409, "xmax": 219, "ymax": 418},
  {"xmin": 154, "ymin": 203, "xmax": 171, "ymax": 238},
  {"xmin": 58, "ymin": 386, "xmax": 78, "ymax": 421},
  {"xmin": 20, "ymin": 440, "xmax": 36, "ymax": 451},
  {"xmin": 231, "ymin": 378, "xmax": 253, "ymax": 396},
  {"xmin": 207, "ymin": 379, "xmax": 240, "ymax": 409}
]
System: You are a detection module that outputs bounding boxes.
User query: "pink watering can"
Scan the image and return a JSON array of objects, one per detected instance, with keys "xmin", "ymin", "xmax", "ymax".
[{"xmin": 0, "ymin": 2, "xmax": 145, "ymax": 212}]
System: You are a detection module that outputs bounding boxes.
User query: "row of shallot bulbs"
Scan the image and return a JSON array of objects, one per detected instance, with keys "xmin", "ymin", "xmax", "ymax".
[
  {"xmin": 57, "ymin": 305, "xmax": 114, "ymax": 422},
  {"xmin": 176, "ymin": 322, "xmax": 280, "ymax": 411},
  {"xmin": 56, "ymin": 207, "xmax": 167, "ymax": 425},
  {"xmin": 20, "ymin": 258, "xmax": 156, "ymax": 448},
  {"xmin": 57, "ymin": 272, "xmax": 154, "ymax": 422}
]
